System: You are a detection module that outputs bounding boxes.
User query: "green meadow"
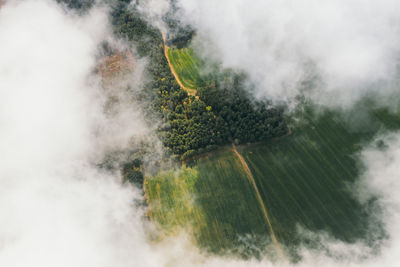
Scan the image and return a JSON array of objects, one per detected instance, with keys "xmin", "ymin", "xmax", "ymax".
[
  {"xmin": 240, "ymin": 111, "xmax": 373, "ymax": 246},
  {"xmin": 145, "ymin": 104, "xmax": 400, "ymax": 258},
  {"xmin": 146, "ymin": 149, "xmax": 273, "ymax": 257},
  {"xmin": 167, "ymin": 47, "xmax": 205, "ymax": 90},
  {"xmin": 150, "ymin": 38, "xmax": 400, "ymax": 257}
]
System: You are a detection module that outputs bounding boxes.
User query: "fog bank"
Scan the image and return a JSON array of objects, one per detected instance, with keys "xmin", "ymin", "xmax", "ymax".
[
  {"xmin": 171, "ymin": 0, "xmax": 400, "ymax": 107},
  {"xmin": 0, "ymin": 1, "xmax": 154, "ymax": 266},
  {"xmin": 2, "ymin": 1, "xmax": 400, "ymax": 266}
]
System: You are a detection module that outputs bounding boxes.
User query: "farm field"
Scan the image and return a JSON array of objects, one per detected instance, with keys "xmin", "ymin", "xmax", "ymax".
[
  {"xmin": 145, "ymin": 105, "xmax": 400, "ymax": 258},
  {"xmin": 167, "ymin": 47, "xmax": 205, "ymax": 90},
  {"xmin": 146, "ymin": 149, "xmax": 273, "ymax": 257},
  {"xmin": 240, "ymin": 111, "xmax": 374, "ymax": 246}
]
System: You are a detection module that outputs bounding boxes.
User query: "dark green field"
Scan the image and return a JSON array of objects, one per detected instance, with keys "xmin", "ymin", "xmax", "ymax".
[
  {"xmin": 146, "ymin": 104, "xmax": 400, "ymax": 258},
  {"xmin": 241, "ymin": 112, "xmax": 373, "ymax": 246}
]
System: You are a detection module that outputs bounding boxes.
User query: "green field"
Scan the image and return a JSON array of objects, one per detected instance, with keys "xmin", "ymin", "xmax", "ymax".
[
  {"xmin": 167, "ymin": 47, "xmax": 205, "ymax": 90},
  {"xmin": 241, "ymin": 112, "xmax": 372, "ymax": 245},
  {"xmin": 146, "ymin": 149, "xmax": 274, "ymax": 257},
  {"xmin": 145, "ymin": 105, "xmax": 400, "ymax": 259}
]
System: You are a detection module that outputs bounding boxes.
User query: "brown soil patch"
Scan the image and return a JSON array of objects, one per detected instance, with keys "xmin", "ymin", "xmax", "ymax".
[{"xmin": 97, "ymin": 50, "xmax": 135, "ymax": 82}]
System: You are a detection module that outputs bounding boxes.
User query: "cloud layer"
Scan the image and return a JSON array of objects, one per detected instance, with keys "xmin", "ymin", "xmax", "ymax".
[
  {"xmin": 1, "ymin": 1, "xmax": 400, "ymax": 266},
  {"xmin": 0, "ymin": 1, "xmax": 153, "ymax": 266},
  {"xmin": 174, "ymin": 0, "xmax": 400, "ymax": 106}
]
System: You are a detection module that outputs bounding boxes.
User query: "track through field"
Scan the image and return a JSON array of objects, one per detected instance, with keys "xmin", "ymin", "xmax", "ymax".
[
  {"xmin": 232, "ymin": 144, "xmax": 284, "ymax": 259},
  {"xmin": 161, "ymin": 32, "xmax": 197, "ymax": 96}
]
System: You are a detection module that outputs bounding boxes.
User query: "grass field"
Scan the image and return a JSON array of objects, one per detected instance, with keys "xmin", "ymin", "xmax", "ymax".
[
  {"xmin": 146, "ymin": 149, "xmax": 275, "ymax": 257},
  {"xmin": 167, "ymin": 47, "xmax": 205, "ymax": 90},
  {"xmin": 240, "ymin": 112, "xmax": 374, "ymax": 246},
  {"xmin": 145, "ymin": 105, "xmax": 400, "ymax": 259},
  {"xmin": 145, "ymin": 167, "xmax": 201, "ymax": 234}
]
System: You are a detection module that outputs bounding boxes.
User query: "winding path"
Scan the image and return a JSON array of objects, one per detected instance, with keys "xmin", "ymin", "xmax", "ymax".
[
  {"xmin": 161, "ymin": 30, "xmax": 285, "ymax": 258},
  {"xmin": 161, "ymin": 32, "xmax": 197, "ymax": 96},
  {"xmin": 232, "ymin": 144, "xmax": 284, "ymax": 259}
]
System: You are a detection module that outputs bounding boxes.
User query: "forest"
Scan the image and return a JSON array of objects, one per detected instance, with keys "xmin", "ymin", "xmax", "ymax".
[
  {"xmin": 59, "ymin": 0, "xmax": 287, "ymax": 185},
  {"xmin": 111, "ymin": 1, "xmax": 287, "ymax": 160}
]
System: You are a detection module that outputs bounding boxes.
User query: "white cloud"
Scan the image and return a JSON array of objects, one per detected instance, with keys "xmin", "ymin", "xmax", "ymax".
[
  {"xmin": 2, "ymin": 1, "xmax": 400, "ymax": 266},
  {"xmin": 136, "ymin": 0, "xmax": 170, "ymax": 32},
  {"xmin": 0, "ymin": 1, "xmax": 154, "ymax": 266},
  {"xmin": 175, "ymin": 0, "xmax": 400, "ymax": 107}
]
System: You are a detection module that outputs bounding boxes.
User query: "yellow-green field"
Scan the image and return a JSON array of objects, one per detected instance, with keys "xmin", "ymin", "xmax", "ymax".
[
  {"xmin": 167, "ymin": 47, "xmax": 205, "ymax": 90},
  {"xmin": 145, "ymin": 106, "xmax": 400, "ymax": 258},
  {"xmin": 146, "ymin": 149, "xmax": 273, "ymax": 257}
]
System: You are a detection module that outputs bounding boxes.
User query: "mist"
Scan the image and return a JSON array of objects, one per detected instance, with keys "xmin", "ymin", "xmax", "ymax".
[
  {"xmin": 2, "ymin": 0, "xmax": 400, "ymax": 266},
  {"xmin": 162, "ymin": 0, "xmax": 400, "ymax": 107},
  {"xmin": 161, "ymin": 0, "xmax": 400, "ymax": 264},
  {"xmin": 0, "ymin": 1, "xmax": 262, "ymax": 266},
  {"xmin": 0, "ymin": 1, "xmax": 154, "ymax": 266}
]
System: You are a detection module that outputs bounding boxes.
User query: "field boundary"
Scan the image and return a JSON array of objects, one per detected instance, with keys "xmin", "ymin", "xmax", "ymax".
[
  {"xmin": 182, "ymin": 127, "xmax": 292, "ymax": 164},
  {"xmin": 161, "ymin": 32, "xmax": 197, "ymax": 96},
  {"xmin": 232, "ymin": 144, "xmax": 284, "ymax": 259}
]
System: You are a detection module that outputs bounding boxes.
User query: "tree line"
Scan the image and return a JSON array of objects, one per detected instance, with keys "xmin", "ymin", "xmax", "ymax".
[
  {"xmin": 60, "ymin": 0, "xmax": 288, "ymax": 185},
  {"xmin": 111, "ymin": 1, "xmax": 288, "ymax": 161}
]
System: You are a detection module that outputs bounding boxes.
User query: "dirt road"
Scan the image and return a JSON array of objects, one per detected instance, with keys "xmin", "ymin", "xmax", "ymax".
[
  {"xmin": 232, "ymin": 144, "xmax": 284, "ymax": 259},
  {"xmin": 161, "ymin": 32, "xmax": 197, "ymax": 96}
]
